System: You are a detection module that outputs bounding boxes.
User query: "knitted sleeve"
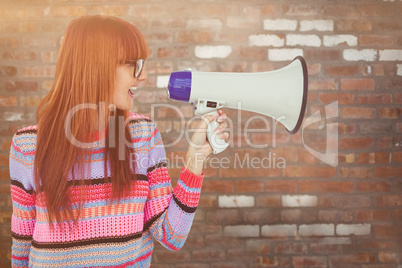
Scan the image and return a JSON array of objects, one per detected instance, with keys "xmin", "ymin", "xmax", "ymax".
[
  {"xmin": 144, "ymin": 122, "xmax": 204, "ymax": 251},
  {"xmin": 9, "ymin": 130, "xmax": 36, "ymax": 268}
]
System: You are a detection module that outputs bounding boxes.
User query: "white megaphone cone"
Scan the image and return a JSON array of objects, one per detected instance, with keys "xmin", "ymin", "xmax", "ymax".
[{"xmin": 167, "ymin": 56, "xmax": 309, "ymax": 154}]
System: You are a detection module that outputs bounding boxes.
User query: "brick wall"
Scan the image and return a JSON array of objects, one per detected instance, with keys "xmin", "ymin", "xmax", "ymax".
[{"xmin": 0, "ymin": 0, "xmax": 401, "ymax": 267}]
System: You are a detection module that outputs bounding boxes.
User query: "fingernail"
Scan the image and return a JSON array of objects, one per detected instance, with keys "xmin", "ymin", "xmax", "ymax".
[
  {"xmin": 217, "ymin": 116, "xmax": 225, "ymax": 122},
  {"xmin": 219, "ymin": 132, "xmax": 227, "ymax": 139},
  {"xmin": 214, "ymin": 128, "xmax": 221, "ymax": 134}
]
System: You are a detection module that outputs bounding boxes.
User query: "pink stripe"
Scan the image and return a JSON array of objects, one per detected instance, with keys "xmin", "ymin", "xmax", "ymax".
[
  {"xmin": 12, "ymin": 215, "xmax": 35, "ymax": 236},
  {"xmin": 33, "ymin": 214, "xmax": 144, "ymax": 243},
  {"xmin": 144, "ymin": 196, "xmax": 170, "ymax": 222}
]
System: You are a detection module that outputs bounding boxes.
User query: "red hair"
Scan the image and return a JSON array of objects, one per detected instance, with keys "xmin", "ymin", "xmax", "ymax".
[{"xmin": 34, "ymin": 15, "xmax": 148, "ymax": 227}]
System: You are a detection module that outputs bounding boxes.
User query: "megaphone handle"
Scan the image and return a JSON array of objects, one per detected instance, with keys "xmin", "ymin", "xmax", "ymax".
[{"xmin": 202, "ymin": 112, "xmax": 229, "ymax": 154}]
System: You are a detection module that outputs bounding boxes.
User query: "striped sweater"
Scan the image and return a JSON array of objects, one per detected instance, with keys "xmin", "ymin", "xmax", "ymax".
[{"xmin": 9, "ymin": 113, "xmax": 204, "ymax": 268}]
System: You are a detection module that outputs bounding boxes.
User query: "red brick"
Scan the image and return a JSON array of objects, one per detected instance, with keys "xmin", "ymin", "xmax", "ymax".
[
  {"xmin": 334, "ymin": 195, "xmax": 371, "ymax": 208},
  {"xmin": 19, "ymin": 96, "xmax": 42, "ymax": 107},
  {"xmin": 275, "ymin": 243, "xmax": 308, "ymax": 254},
  {"xmin": 202, "ymin": 180, "xmax": 234, "ymax": 193},
  {"xmin": 341, "ymin": 78, "xmax": 375, "ymax": 90},
  {"xmin": 356, "ymin": 182, "xmax": 391, "ymax": 192},
  {"xmin": 321, "ymin": 5, "xmax": 358, "ymax": 16},
  {"xmin": 379, "ymin": 107, "xmax": 401, "ymax": 119},
  {"xmin": 396, "ymin": 92, "xmax": 402, "ymax": 104},
  {"xmin": 198, "ymin": 195, "xmax": 216, "ymax": 208},
  {"xmin": 254, "ymin": 167, "xmax": 282, "ymax": 178},
  {"xmin": 283, "ymin": 166, "xmax": 336, "ymax": 178},
  {"xmin": 243, "ymin": 209, "xmax": 280, "ymax": 224},
  {"xmin": 338, "ymin": 123, "xmax": 356, "ymax": 134},
  {"xmin": 307, "ymin": 63, "xmax": 321, "ymax": 75},
  {"xmin": 310, "ymin": 244, "xmax": 343, "ymax": 255},
  {"xmin": 319, "ymin": 210, "xmax": 353, "ymax": 222},
  {"xmin": 270, "ymin": 148, "xmax": 299, "ymax": 163},
  {"xmin": 292, "ymin": 256, "xmax": 327, "ymax": 267},
  {"xmin": 0, "ymin": 66, "xmax": 17, "ymax": 78},
  {"xmin": 246, "ymin": 240, "xmax": 271, "ymax": 255},
  {"xmin": 355, "ymin": 210, "xmax": 390, "ymax": 221},
  {"xmin": 305, "ymin": 50, "xmax": 342, "ymax": 61},
  {"xmin": 377, "ymin": 195, "xmax": 402, "ymax": 206},
  {"xmin": 376, "ymin": 152, "xmax": 392, "ymax": 163},
  {"xmin": 317, "ymin": 196, "xmax": 335, "ymax": 208},
  {"xmin": 391, "ymin": 209, "xmax": 402, "ymax": 221},
  {"xmin": 374, "ymin": 224, "xmax": 402, "ymax": 239},
  {"xmin": 2, "ymin": 51, "xmax": 37, "ymax": 61},
  {"xmin": 256, "ymin": 196, "xmax": 281, "ymax": 207},
  {"xmin": 153, "ymin": 250, "xmax": 190, "ymax": 263},
  {"xmin": 374, "ymin": 167, "xmax": 402, "ymax": 178},
  {"xmin": 88, "ymin": 5, "xmax": 127, "ymax": 16},
  {"xmin": 309, "ymin": 79, "xmax": 337, "ymax": 90},
  {"xmin": 0, "ymin": 37, "xmax": 19, "ymax": 48},
  {"xmin": 219, "ymin": 168, "xmax": 254, "ymax": 178},
  {"xmin": 338, "ymin": 153, "xmax": 355, "ymax": 164},
  {"xmin": 300, "ymin": 180, "xmax": 354, "ymax": 193},
  {"xmin": 356, "ymin": 93, "xmax": 392, "ymax": 104},
  {"xmin": 284, "ymin": 5, "xmax": 318, "ymax": 16},
  {"xmin": 359, "ymin": 35, "xmax": 394, "ymax": 47},
  {"xmin": 254, "ymin": 256, "xmax": 282, "ymax": 267},
  {"xmin": 394, "ymin": 152, "xmax": 402, "ymax": 163},
  {"xmin": 356, "ymin": 152, "xmax": 391, "ymax": 164},
  {"xmin": 0, "ymin": 168, "xmax": 10, "ymax": 181},
  {"xmin": 206, "ymin": 210, "xmax": 240, "ymax": 225},
  {"xmin": 360, "ymin": 4, "xmax": 394, "ymax": 16},
  {"xmin": 50, "ymin": 5, "xmax": 87, "ymax": 17},
  {"xmin": 236, "ymin": 180, "xmax": 264, "ymax": 192},
  {"xmin": 266, "ymin": 180, "xmax": 297, "ymax": 192},
  {"xmin": 329, "ymin": 253, "xmax": 376, "ymax": 266},
  {"xmin": 157, "ymin": 47, "xmax": 191, "ymax": 58},
  {"xmin": 325, "ymin": 65, "xmax": 358, "ymax": 76},
  {"xmin": 398, "ymin": 123, "xmax": 402, "ymax": 133},
  {"xmin": 318, "ymin": 93, "xmax": 354, "ymax": 105},
  {"xmin": 341, "ymin": 107, "xmax": 376, "ymax": 119},
  {"xmin": 339, "ymin": 167, "xmax": 371, "ymax": 179},
  {"xmin": 261, "ymin": 4, "xmax": 282, "ymax": 15},
  {"xmin": 237, "ymin": 47, "xmax": 266, "ymax": 61},
  {"xmin": 339, "ymin": 137, "xmax": 375, "ymax": 149},
  {"xmin": 176, "ymin": 31, "xmax": 213, "ymax": 44},
  {"xmin": 193, "ymin": 249, "xmax": 225, "ymax": 261},
  {"xmin": 298, "ymin": 151, "xmax": 317, "ymax": 164},
  {"xmin": 379, "ymin": 251, "xmax": 400, "ymax": 263},
  {"xmin": 2, "ymin": 21, "xmax": 38, "ymax": 33},
  {"xmin": 21, "ymin": 66, "xmax": 55, "ymax": 78},
  {"xmin": 336, "ymin": 20, "xmax": 373, "ymax": 32},
  {"xmin": 0, "ymin": 96, "xmax": 18, "ymax": 107}
]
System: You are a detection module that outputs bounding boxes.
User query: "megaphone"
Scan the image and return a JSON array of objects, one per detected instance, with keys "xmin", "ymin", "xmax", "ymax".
[{"xmin": 167, "ymin": 56, "xmax": 308, "ymax": 154}]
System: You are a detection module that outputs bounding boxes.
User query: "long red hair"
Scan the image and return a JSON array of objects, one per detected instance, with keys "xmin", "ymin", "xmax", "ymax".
[{"xmin": 34, "ymin": 15, "xmax": 148, "ymax": 227}]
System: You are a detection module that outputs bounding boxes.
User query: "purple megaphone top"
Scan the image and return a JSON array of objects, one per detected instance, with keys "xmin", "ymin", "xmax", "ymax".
[{"xmin": 167, "ymin": 71, "xmax": 192, "ymax": 102}]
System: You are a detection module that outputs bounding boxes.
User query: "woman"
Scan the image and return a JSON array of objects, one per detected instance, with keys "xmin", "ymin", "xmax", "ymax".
[{"xmin": 9, "ymin": 15, "xmax": 229, "ymax": 267}]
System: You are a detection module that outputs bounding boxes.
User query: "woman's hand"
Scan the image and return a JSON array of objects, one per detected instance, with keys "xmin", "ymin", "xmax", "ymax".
[{"xmin": 184, "ymin": 109, "xmax": 230, "ymax": 175}]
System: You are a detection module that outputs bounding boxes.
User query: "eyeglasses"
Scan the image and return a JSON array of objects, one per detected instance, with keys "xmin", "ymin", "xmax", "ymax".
[{"xmin": 124, "ymin": 59, "xmax": 145, "ymax": 78}]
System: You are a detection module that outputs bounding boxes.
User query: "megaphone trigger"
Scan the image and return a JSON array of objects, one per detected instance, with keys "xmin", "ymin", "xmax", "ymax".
[{"xmin": 195, "ymin": 98, "xmax": 226, "ymax": 116}]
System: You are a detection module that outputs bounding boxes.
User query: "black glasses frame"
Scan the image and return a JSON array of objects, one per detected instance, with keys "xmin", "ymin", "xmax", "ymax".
[{"xmin": 125, "ymin": 59, "xmax": 145, "ymax": 78}]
